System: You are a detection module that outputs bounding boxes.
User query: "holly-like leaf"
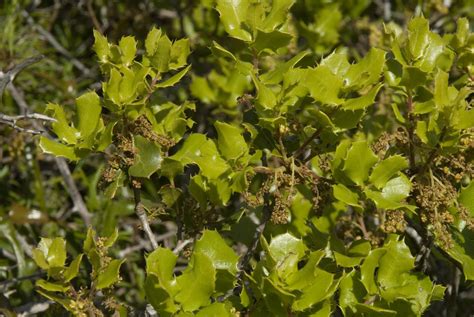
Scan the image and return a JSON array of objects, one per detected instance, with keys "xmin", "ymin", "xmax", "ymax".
[
  {"xmin": 63, "ymin": 254, "xmax": 83, "ymax": 282},
  {"xmin": 343, "ymin": 84, "xmax": 383, "ymax": 110},
  {"xmin": 332, "ymin": 184, "xmax": 361, "ymax": 207},
  {"xmin": 446, "ymin": 229, "xmax": 474, "ymax": 280},
  {"xmin": 304, "ymin": 65, "xmax": 344, "ymax": 105},
  {"xmin": 345, "ymin": 48, "xmax": 385, "ymax": 89},
  {"xmin": 261, "ymin": 0, "xmax": 295, "ymax": 31},
  {"xmin": 119, "ymin": 36, "xmax": 137, "ymax": 66},
  {"xmin": 36, "ymin": 279, "xmax": 70, "ymax": 292},
  {"xmin": 252, "ymin": 29, "xmax": 292, "ymax": 53},
  {"xmin": 214, "ymin": 121, "xmax": 247, "ymax": 160},
  {"xmin": 145, "ymin": 27, "xmax": 162, "ymax": 56},
  {"xmin": 39, "ymin": 137, "xmax": 79, "ymax": 161},
  {"xmin": 128, "ymin": 135, "xmax": 162, "ymax": 178},
  {"xmin": 93, "ymin": 29, "xmax": 110, "ymax": 62},
  {"xmin": 175, "ymin": 252, "xmax": 216, "ymax": 311},
  {"xmin": 407, "ymin": 17, "xmax": 430, "ymax": 60},
  {"xmin": 76, "ymin": 91, "xmax": 101, "ymax": 138},
  {"xmin": 215, "ymin": 0, "xmax": 252, "ymax": 41},
  {"xmin": 342, "ymin": 141, "xmax": 379, "ymax": 186},
  {"xmin": 381, "ymin": 174, "xmax": 411, "ymax": 201},
  {"xmin": 155, "ymin": 65, "xmax": 191, "ymax": 88},
  {"xmin": 194, "ymin": 230, "xmax": 239, "ymax": 274},
  {"xmin": 369, "ymin": 155, "xmax": 408, "ymax": 189},
  {"xmin": 170, "ymin": 134, "xmax": 229, "ymax": 179},
  {"xmin": 459, "ymin": 182, "xmax": 474, "ymax": 216},
  {"xmin": 96, "ymin": 259, "xmax": 125, "ymax": 289}
]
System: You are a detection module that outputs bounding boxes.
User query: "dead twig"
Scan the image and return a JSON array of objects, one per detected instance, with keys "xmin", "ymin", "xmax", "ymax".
[
  {"xmin": 133, "ymin": 186, "xmax": 159, "ymax": 250},
  {"xmin": 22, "ymin": 11, "xmax": 91, "ymax": 76},
  {"xmin": 0, "ymin": 55, "xmax": 44, "ymax": 104}
]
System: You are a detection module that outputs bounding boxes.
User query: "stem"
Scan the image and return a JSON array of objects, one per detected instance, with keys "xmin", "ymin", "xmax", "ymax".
[
  {"xmin": 133, "ymin": 185, "xmax": 159, "ymax": 250},
  {"xmin": 293, "ymin": 127, "xmax": 322, "ymax": 159},
  {"xmin": 406, "ymin": 92, "xmax": 416, "ymax": 171}
]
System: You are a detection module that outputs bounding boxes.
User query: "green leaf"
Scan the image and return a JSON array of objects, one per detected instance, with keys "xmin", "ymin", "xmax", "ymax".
[
  {"xmin": 214, "ymin": 121, "xmax": 247, "ymax": 160},
  {"xmin": 146, "ymin": 247, "xmax": 178, "ymax": 292},
  {"xmin": 339, "ymin": 271, "xmax": 367, "ymax": 314},
  {"xmin": 39, "ymin": 137, "xmax": 77, "ymax": 162},
  {"xmin": 76, "ymin": 91, "xmax": 101, "ymax": 138},
  {"xmin": 268, "ymin": 233, "xmax": 307, "ymax": 264},
  {"xmin": 176, "ymin": 252, "xmax": 216, "ymax": 311},
  {"xmin": 369, "ymin": 155, "xmax": 408, "ymax": 189},
  {"xmin": 215, "ymin": 0, "xmax": 252, "ymax": 41},
  {"xmin": 400, "ymin": 66, "xmax": 428, "ymax": 89},
  {"xmin": 151, "ymin": 33, "xmax": 172, "ymax": 72},
  {"xmin": 0, "ymin": 223, "xmax": 28, "ymax": 277},
  {"xmin": 287, "ymin": 251, "xmax": 325, "ymax": 290},
  {"xmin": 155, "ymin": 65, "xmax": 191, "ymax": 88},
  {"xmin": 36, "ymin": 279, "xmax": 70, "ymax": 292},
  {"xmin": 459, "ymin": 182, "xmax": 474, "ymax": 216},
  {"xmin": 119, "ymin": 36, "xmax": 137, "ymax": 66},
  {"xmin": 261, "ymin": 0, "xmax": 295, "ymax": 31},
  {"xmin": 343, "ymin": 84, "xmax": 383, "ymax": 110},
  {"xmin": 96, "ymin": 259, "xmax": 125, "ymax": 289},
  {"xmin": 365, "ymin": 189, "xmax": 415, "ymax": 211},
  {"xmin": 407, "ymin": 17, "xmax": 430, "ymax": 60},
  {"xmin": 334, "ymin": 239, "xmax": 371, "ymax": 268},
  {"xmin": 332, "ymin": 184, "xmax": 361, "ymax": 207},
  {"xmin": 46, "ymin": 238, "xmax": 67, "ymax": 268},
  {"xmin": 345, "ymin": 48, "xmax": 385, "ymax": 89},
  {"xmin": 261, "ymin": 50, "xmax": 308, "ymax": 85},
  {"xmin": 252, "ymin": 29, "xmax": 292, "ymax": 53},
  {"xmin": 321, "ymin": 51, "xmax": 350, "ymax": 78},
  {"xmin": 45, "ymin": 103, "xmax": 78, "ymax": 144},
  {"xmin": 210, "ymin": 41, "xmax": 237, "ymax": 61},
  {"xmin": 342, "ymin": 141, "xmax": 379, "ymax": 186},
  {"xmin": 434, "ymin": 69, "xmax": 449, "ymax": 108},
  {"xmin": 446, "ymin": 229, "xmax": 474, "ymax": 280},
  {"xmin": 194, "ymin": 230, "xmax": 239, "ymax": 274},
  {"xmin": 128, "ymin": 135, "xmax": 162, "ymax": 178},
  {"xmin": 63, "ymin": 254, "xmax": 83, "ymax": 282},
  {"xmin": 32, "ymin": 248, "xmax": 49, "ymax": 269},
  {"xmin": 170, "ymin": 134, "xmax": 229, "ymax": 179},
  {"xmin": 251, "ymin": 73, "xmax": 277, "ymax": 109},
  {"xmin": 292, "ymin": 269, "xmax": 336, "ymax": 311},
  {"xmin": 360, "ymin": 248, "xmax": 386, "ymax": 294},
  {"xmin": 93, "ymin": 29, "xmax": 110, "ymax": 62},
  {"xmin": 196, "ymin": 303, "xmax": 233, "ymax": 316},
  {"xmin": 303, "ymin": 65, "xmax": 343, "ymax": 105},
  {"xmin": 381, "ymin": 175, "xmax": 411, "ymax": 201},
  {"xmin": 169, "ymin": 39, "xmax": 190, "ymax": 70},
  {"xmin": 145, "ymin": 27, "xmax": 162, "ymax": 56},
  {"xmin": 160, "ymin": 158, "xmax": 184, "ymax": 181}
]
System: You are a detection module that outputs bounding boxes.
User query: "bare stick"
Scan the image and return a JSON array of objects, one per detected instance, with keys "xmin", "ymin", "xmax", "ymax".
[
  {"xmin": 133, "ymin": 186, "xmax": 159, "ymax": 249},
  {"xmin": 55, "ymin": 157, "xmax": 92, "ymax": 226},
  {"xmin": 22, "ymin": 11, "xmax": 91, "ymax": 76},
  {"xmin": 0, "ymin": 55, "xmax": 44, "ymax": 104},
  {"xmin": 7, "ymin": 82, "xmax": 93, "ymax": 226}
]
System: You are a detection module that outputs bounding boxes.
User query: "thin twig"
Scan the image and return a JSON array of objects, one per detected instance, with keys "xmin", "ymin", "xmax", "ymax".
[
  {"xmin": 173, "ymin": 239, "xmax": 192, "ymax": 254},
  {"xmin": 22, "ymin": 10, "xmax": 91, "ymax": 76},
  {"xmin": 133, "ymin": 186, "xmax": 159, "ymax": 250},
  {"xmin": 86, "ymin": 0, "xmax": 103, "ymax": 34},
  {"xmin": 293, "ymin": 127, "xmax": 322, "ymax": 159},
  {"xmin": 15, "ymin": 301, "xmax": 53, "ymax": 316},
  {"xmin": 7, "ymin": 81, "xmax": 93, "ymax": 226},
  {"xmin": 55, "ymin": 157, "xmax": 92, "ymax": 226},
  {"xmin": 0, "ymin": 55, "xmax": 44, "ymax": 104}
]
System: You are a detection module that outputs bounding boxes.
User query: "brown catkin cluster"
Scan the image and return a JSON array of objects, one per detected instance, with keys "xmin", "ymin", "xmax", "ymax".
[
  {"xmin": 371, "ymin": 129, "xmax": 409, "ymax": 158},
  {"xmin": 432, "ymin": 144, "xmax": 473, "ymax": 185},
  {"xmin": 381, "ymin": 210, "xmax": 407, "ymax": 233},
  {"xmin": 130, "ymin": 116, "xmax": 175, "ymax": 148},
  {"xmin": 415, "ymin": 180, "xmax": 457, "ymax": 249}
]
